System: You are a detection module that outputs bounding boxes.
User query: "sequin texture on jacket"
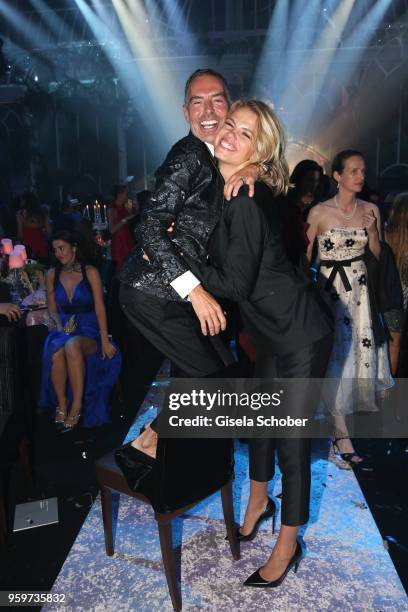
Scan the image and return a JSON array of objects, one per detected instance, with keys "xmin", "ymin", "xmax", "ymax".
[{"xmin": 119, "ymin": 132, "xmax": 224, "ymax": 301}]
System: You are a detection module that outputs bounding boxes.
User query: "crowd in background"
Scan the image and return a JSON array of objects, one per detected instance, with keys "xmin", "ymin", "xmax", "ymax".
[{"xmin": 0, "ymin": 164, "xmax": 407, "ymax": 437}]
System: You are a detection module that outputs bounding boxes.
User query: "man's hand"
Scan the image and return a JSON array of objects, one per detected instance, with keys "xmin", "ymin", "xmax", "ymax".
[
  {"xmin": 224, "ymin": 163, "xmax": 259, "ymax": 200},
  {"xmin": 0, "ymin": 303, "xmax": 22, "ymax": 322},
  {"xmin": 189, "ymin": 284, "xmax": 226, "ymax": 336}
]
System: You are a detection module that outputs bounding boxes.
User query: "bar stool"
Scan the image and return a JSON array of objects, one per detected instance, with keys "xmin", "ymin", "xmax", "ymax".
[{"xmin": 95, "ymin": 450, "xmax": 240, "ymax": 611}]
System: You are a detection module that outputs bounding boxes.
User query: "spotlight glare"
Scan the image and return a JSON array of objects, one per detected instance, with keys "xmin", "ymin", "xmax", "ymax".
[{"xmin": 111, "ymin": 0, "xmax": 185, "ymax": 145}]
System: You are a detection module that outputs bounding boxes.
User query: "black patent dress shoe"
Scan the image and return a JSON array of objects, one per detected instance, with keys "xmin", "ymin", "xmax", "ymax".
[
  {"xmin": 229, "ymin": 497, "xmax": 277, "ymax": 543},
  {"xmin": 243, "ymin": 540, "xmax": 303, "ymax": 588},
  {"xmin": 114, "ymin": 442, "xmax": 155, "ymax": 492}
]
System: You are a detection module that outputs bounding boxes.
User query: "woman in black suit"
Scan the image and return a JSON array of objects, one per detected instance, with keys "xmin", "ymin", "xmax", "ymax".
[{"xmin": 186, "ymin": 100, "xmax": 333, "ymax": 588}]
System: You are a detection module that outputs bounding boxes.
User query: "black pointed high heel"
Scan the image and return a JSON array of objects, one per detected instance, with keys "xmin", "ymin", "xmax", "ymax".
[
  {"xmin": 226, "ymin": 497, "xmax": 277, "ymax": 543},
  {"xmin": 243, "ymin": 540, "xmax": 303, "ymax": 588}
]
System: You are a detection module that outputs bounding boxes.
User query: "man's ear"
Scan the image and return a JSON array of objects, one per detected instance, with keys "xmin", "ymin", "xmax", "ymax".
[{"xmin": 183, "ymin": 104, "xmax": 189, "ymax": 124}]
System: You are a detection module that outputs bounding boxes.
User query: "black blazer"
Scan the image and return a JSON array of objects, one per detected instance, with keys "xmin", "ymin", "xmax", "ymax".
[
  {"xmin": 119, "ymin": 132, "xmax": 224, "ymax": 301},
  {"xmin": 187, "ymin": 182, "xmax": 333, "ymax": 355}
]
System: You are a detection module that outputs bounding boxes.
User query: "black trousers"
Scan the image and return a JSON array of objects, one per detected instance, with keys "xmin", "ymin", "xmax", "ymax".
[
  {"xmin": 119, "ymin": 284, "xmax": 233, "ymax": 378},
  {"xmin": 250, "ymin": 333, "xmax": 333, "ymax": 527}
]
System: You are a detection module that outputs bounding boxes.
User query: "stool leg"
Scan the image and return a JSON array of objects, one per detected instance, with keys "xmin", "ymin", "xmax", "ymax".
[
  {"xmin": 221, "ymin": 480, "xmax": 240, "ymax": 560},
  {"xmin": 157, "ymin": 519, "xmax": 182, "ymax": 612},
  {"xmin": 100, "ymin": 485, "xmax": 114, "ymax": 556}
]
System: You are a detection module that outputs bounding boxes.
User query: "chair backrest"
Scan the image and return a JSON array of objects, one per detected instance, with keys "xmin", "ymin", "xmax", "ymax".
[{"xmin": 139, "ymin": 438, "xmax": 234, "ymax": 513}]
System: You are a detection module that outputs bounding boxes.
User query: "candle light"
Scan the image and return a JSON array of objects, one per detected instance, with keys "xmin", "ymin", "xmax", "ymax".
[
  {"xmin": 9, "ymin": 250, "xmax": 24, "ymax": 269},
  {"xmin": 93, "ymin": 200, "xmax": 102, "ymax": 224},
  {"xmin": 14, "ymin": 245, "xmax": 28, "ymax": 261},
  {"xmin": 1, "ymin": 238, "xmax": 13, "ymax": 255},
  {"xmin": 103, "ymin": 204, "xmax": 107, "ymax": 224}
]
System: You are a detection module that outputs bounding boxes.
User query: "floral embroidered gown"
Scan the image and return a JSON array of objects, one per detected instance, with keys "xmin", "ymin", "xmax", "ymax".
[{"xmin": 316, "ymin": 227, "xmax": 393, "ymax": 415}]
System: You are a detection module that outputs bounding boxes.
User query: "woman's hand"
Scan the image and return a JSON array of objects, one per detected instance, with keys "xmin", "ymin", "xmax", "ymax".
[
  {"xmin": 0, "ymin": 303, "xmax": 21, "ymax": 322},
  {"xmin": 101, "ymin": 337, "xmax": 117, "ymax": 359},
  {"xmin": 362, "ymin": 208, "xmax": 378, "ymax": 236},
  {"xmin": 363, "ymin": 207, "xmax": 381, "ymax": 259}
]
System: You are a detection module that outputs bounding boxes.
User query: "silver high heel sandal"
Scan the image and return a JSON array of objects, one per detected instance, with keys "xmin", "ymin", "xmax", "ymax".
[
  {"xmin": 60, "ymin": 412, "xmax": 82, "ymax": 433},
  {"xmin": 55, "ymin": 407, "xmax": 67, "ymax": 431}
]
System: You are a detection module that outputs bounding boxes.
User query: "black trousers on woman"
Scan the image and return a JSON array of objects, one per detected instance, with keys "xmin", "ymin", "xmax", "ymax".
[{"xmin": 250, "ymin": 333, "xmax": 333, "ymax": 527}]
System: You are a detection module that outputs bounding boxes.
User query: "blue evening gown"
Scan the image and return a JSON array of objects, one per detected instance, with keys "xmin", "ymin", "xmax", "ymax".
[{"xmin": 39, "ymin": 267, "xmax": 121, "ymax": 427}]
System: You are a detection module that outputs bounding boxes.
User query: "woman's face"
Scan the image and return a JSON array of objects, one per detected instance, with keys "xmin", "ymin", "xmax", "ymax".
[
  {"xmin": 334, "ymin": 155, "xmax": 365, "ymax": 194},
  {"xmin": 214, "ymin": 107, "xmax": 257, "ymax": 168},
  {"xmin": 53, "ymin": 240, "xmax": 76, "ymax": 266}
]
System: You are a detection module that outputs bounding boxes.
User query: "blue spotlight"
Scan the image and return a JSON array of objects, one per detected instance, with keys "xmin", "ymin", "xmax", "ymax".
[
  {"xmin": 320, "ymin": 0, "xmax": 394, "ymax": 120},
  {"xmin": 30, "ymin": 0, "xmax": 73, "ymax": 45},
  {"xmin": 161, "ymin": 0, "xmax": 197, "ymax": 52},
  {"xmin": 279, "ymin": 0, "xmax": 321, "ymax": 103},
  {"xmin": 251, "ymin": 0, "xmax": 289, "ymax": 102},
  {"xmin": 0, "ymin": 0, "xmax": 49, "ymax": 48}
]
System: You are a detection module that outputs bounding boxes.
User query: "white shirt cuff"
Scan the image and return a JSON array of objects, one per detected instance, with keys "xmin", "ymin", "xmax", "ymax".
[{"xmin": 170, "ymin": 271, "xmax": 201, "ymax": 299}]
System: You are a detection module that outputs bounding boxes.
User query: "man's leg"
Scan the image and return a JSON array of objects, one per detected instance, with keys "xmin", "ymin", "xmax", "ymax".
[
  {"xmin": 120, "ymin": 284, "xmax": 230, "ymax": 378},
  {"xmin": 118, "ymin": 284, "xmax": 234, "ymax": 457}
]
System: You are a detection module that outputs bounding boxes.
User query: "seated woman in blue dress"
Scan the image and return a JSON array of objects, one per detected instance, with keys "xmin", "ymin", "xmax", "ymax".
[{"xmin": 39, "ymin": 230, "xmax": 121, "ymax": 432}]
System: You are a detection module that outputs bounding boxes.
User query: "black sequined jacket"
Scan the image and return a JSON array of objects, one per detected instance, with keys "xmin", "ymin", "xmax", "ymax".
[{"xmin": 119, "ymin": 132, "xmax": 224, "ymax": 301}]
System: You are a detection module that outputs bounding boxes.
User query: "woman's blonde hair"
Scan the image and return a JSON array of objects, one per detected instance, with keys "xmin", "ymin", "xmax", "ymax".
[
  {"xmin": 385, "ymin": 192, "xmax": 408, "ymax": 275},
  {"xmin": 229, "ymin": 99, "xmax": 290, "ymax": 196}
]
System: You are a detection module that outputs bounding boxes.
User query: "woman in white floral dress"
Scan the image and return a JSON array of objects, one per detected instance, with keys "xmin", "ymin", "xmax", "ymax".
[{"xmin": 306, "ymin": 150, "xmax": 393, "ymax": 465}]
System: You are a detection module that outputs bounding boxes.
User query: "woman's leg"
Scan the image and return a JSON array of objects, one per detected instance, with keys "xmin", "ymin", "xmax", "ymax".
[
  {"xmin": 240, "ymin": 478, "xmax": 269, "ymax": 535},
  {"xmin": 240, "ymin": 438, "xmax": 276, "ymax": 534},
  {"xmin": 333, "ymin": 415, "xmax": 363, "ymax": 462},
  {"xmin": 257, "ymin": 437, "xmax": 310, "ymax": 580},
  {"xmin": 388, "ymin": 330, "xmax": 401, "ymax": 376},
  {"xmin": 240, "ymin": 352, "xmax": 278, "ymax": 533},
  {"xmin": 64, "ymin": 336, "xmax": 97, "ymax": 422},
  {"xmin": 51, "ymin": 348, "xmax": 68, "ymax": 421},
  {"xmin": 248, "ymin": 334, "xmax": 332, "ymax": 580},
  {"xmin": 259, "ymin": 524, "xmax": 299, "ymax": 580}
]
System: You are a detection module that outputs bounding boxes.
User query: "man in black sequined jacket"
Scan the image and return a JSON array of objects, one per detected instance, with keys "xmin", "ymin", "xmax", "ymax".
[{"xmin": 120, "ymin": 129, "xmax": 224, "ymax": 303}]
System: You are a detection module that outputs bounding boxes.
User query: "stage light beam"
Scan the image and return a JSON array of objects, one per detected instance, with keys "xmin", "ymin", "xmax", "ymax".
[
  {"xmin": 0, "ymin": 0, "xmax": 51, "ymax": 48},
  {"xmin": 111, "ymin": 0, "xmax": 185, "ymax": 145}
]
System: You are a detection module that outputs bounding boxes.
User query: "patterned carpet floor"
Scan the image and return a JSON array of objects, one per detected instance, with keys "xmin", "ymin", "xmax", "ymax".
[{"xmin": 44, "ymin": 380, "xmax": 408, "ymax": 612}]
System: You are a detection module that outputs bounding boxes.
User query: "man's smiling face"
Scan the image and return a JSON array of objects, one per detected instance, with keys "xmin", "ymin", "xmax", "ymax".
[{"xmin": 183, "ymin": 74, "xmax": 229, "ymax": 144}]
